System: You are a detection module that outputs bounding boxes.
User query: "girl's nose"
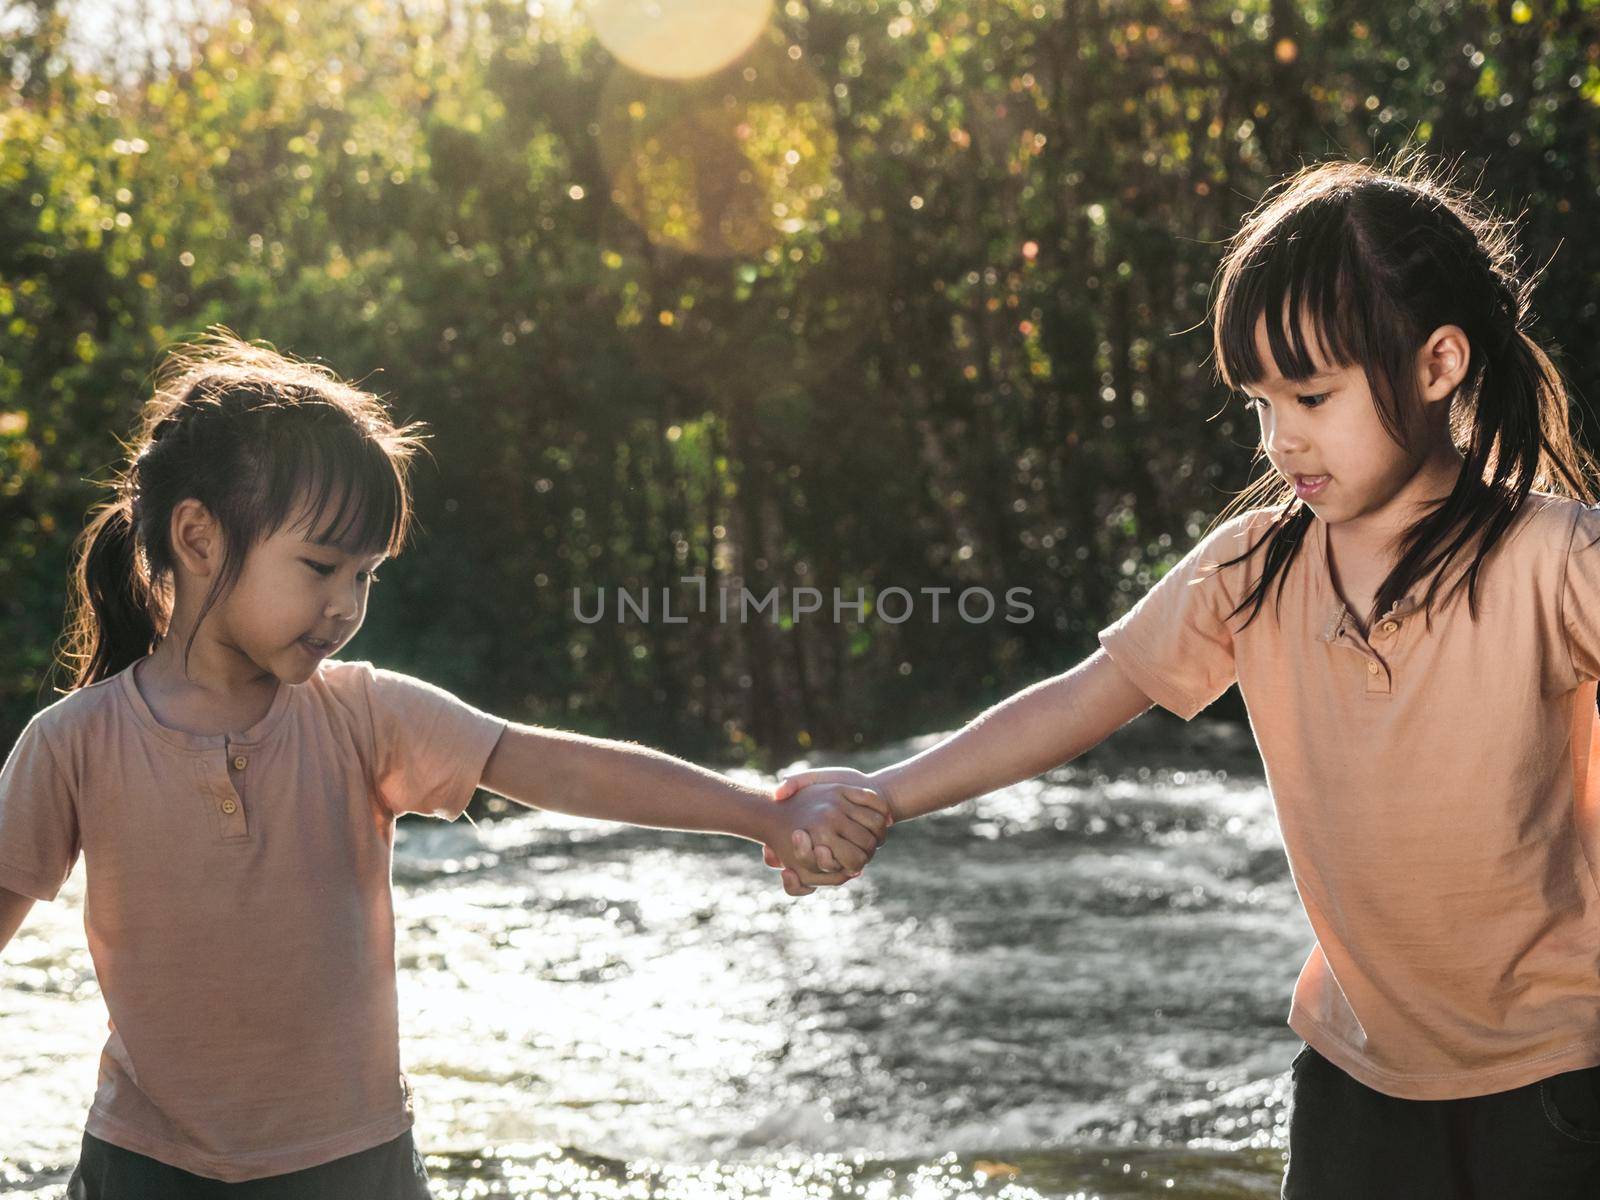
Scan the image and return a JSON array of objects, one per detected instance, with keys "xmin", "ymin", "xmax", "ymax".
[
  {"xmin": 326, "ymin": 587, "xmax": 360, "ymax": 621},
  {"xmin": 1266, "ymin": 421, "xmax": 1308, "ymax": 456}
]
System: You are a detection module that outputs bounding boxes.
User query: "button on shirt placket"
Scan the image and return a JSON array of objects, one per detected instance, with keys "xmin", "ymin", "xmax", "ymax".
[
  {"xmin": 206, "ymin": 739, "xmax": 251, "ymax": 838},
  {"xmin": 1322, "ymin": 605, "xmax": 1410, "ymax": 696}
]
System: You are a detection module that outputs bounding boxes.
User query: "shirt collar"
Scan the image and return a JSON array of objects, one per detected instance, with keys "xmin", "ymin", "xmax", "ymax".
[{"xmin": 1311, "ymin": 514, "xmax": 1423, "ymax": 643}]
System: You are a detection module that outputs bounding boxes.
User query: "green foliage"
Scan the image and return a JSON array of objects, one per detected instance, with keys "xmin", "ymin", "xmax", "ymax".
[{"xmin": 2, "ymin": 0, "xmax": 1597, "ymax": 761}]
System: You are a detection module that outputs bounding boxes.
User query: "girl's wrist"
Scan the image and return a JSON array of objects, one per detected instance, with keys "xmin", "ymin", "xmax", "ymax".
[
  {"xmin": 868, "ymin": 767, "xmax": 913, "ymax": 822},
  {"xmin": 743, "ymin": 784, "xmax": 797, "ymax": 847}
]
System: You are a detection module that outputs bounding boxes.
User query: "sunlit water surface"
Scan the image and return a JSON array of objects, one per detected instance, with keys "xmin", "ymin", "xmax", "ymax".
[{"xmin": 2, "ymin": 714, "xmax": 1306, "ymax": 1198}]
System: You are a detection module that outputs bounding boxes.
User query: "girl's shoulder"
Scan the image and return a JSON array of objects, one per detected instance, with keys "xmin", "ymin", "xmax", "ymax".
[
  {"xmin": 305, "ymin": 656, "xmax": 462, "ymax": 728},
  {"xmin": 21, "ymin": 666, "xmax": 128, "ymax": 747},
  {"xmin": 1187, "ymin": 506, "xmax": 1284, "ymax": 563},
  {"xmin": 306, "ymin": 656, "xmax": 398, "ymax": 727},
  {"xmin": 1450, "ymin": 492, "xmax": 1600, "ymax": 589},
  {"xmin": 1508, "ymin": 491, "xmax": 1596, "ymax": 553},
  {"xmin": 1517, "ymin": 489, "xmax": 1581, "ymax": 518},
  {"xmin": 1226, "ymin": 506, "xmax": 1287, "ymax": 538},
  {"xmin": 312, "ymin": 656, "xmax": 375, "ymax": 689}
]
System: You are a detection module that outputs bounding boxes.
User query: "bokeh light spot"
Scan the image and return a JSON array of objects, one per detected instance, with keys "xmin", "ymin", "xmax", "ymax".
[
  {"xmin": 598, "ymin": 36, "xmax": 838, "ymax": 258},
  {"xmin": 588, "ymin": 0, "xmax": 773, "ymax": 80}
]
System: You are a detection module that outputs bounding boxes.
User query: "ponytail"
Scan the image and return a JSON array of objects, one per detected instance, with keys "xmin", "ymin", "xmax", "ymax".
[
  {"xmin": 1484, "ymin": 326, "xmax": 1592, "ymax": 501},
  {"xmin": 57, "ymin": 490, "xmax": 164, "ymax": 692}
]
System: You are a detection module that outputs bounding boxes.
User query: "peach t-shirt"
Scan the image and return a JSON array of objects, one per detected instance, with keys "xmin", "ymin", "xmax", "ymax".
[
  {"xmin": 0, "ymin": 656, "xmax": 508, "ymax": 1180},
  {"xmin": 1098, "ymin": 492, "xmax": 1600, "ymax": 1100}
]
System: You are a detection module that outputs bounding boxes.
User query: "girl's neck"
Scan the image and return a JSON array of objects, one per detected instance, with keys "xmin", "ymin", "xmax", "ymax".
[
  {"xmin": 141, "ymin": 634, "xmax": 280, "ymax": 703},
  {"xmin": 133, "ymin": 652, "xmax": 282, "ymax": 739},
  {"xmin": 1326, "ymin": 445, "xmax": 1465, "ymax": 565}
]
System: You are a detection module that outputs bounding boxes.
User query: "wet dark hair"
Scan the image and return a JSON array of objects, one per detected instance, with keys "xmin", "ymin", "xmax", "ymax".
[
  {"xmin": 1203, "ymin": 146, "xmax": 1598, "ymax": 633},
  {"xmin": 54, "ymin": 328, "xmax": 431, "ymax": 691}
]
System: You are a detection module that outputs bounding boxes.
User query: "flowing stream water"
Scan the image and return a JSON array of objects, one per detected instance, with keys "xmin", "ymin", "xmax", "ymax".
[{"xmin": 2, "ymin": 711, "xmax": 1307, "ymax": 1198}]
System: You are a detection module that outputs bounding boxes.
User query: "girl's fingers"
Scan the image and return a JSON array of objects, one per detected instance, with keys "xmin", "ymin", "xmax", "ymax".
[
  {"xmin": 777, "ymin": 770, "xmax": 873, "ymax": 804},
  {"xmin": 790, "ymin": 828, "xmax": 820, "ymax": 873},
  {"xmin": 832, "ymin": 839, "xmax": 870, "ymax": 873},
  {"xmin": 812, "ymin": 828, "xmax": 869, "ymax": 873},
  {"xmin": 762, "ymin": 844, "xmax": 783, "ymax": 868},
  {"xmin": 829, "ymin": 818, "xmax": 877, "ymax": 856},
  {"xmin": 774, "ymin": 769, "xmax": 839, "ymax": 801},
  {"xmin": 794, "ymin": 869, "xmax": 850, "ymax": 887},
  {"xmin": 843, "ymin": 801, "xmax": 891, "ymax": 844},
  {"xmin": 842, "ymin": 785, "xmax": 894, "ymax": 823},
  {"xmin": 773, "ymin": 776, "xmax": 805, "ymax": 801},
  {"xmin": 781, "ymin": 868, "xmax": 815, "ymax": 897},
  {"xmin": 790, "ymin": 853, "xmax": 850, "ymax": 885}
]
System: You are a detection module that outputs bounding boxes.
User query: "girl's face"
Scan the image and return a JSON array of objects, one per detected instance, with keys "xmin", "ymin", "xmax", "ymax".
[
  {"xmin": 221, "ymin": 506, "xmax": 387, "ymax": 682},
  {"xmin": 1241, "ymin": 311, "xmax": 1464, "ymax": 537}
]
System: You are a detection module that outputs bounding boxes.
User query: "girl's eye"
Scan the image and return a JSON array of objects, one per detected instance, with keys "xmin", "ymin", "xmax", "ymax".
[
  {"xmin": 304, "ymin": 560, "xmax": 380, "ymax": 583},
  {"xmin": 1242, "ymin": 392, "xmax": 1329, "ymax": 410}
]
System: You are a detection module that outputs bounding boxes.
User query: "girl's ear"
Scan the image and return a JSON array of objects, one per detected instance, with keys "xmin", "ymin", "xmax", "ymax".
[
  {"xmin": 169, "ymin": 498, "xmax": 226, "ymax": 577},
  {"xmin": 1417, "ymin": 324, "xmax": 1470, "ymax": 404}
]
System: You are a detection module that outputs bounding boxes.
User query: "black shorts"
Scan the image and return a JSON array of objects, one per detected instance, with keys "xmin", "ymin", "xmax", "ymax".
[
  {"xmin": 1282, "ymin": 1042, "xmax": 1600, "ymax": 1199},
  {"xmin": 66, "ymin": 1127, "xmax": 434, "ymax": 1200}
]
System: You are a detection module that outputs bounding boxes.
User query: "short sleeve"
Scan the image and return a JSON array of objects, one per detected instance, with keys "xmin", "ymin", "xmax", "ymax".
[
  {"xmin": 1563, "ymin": 502, "xmax": 1600, "ymax": 683},
  {"xmin": 349, "ymin": 662, "xmax": 509, "ymax": 820},
  {"xmin": 0, "ymin": 715, "xmax": 80, "ymax": 902},
  {"xmin": 1097, "ymin": 513, "xmax": 1262, "ymax": 721}
]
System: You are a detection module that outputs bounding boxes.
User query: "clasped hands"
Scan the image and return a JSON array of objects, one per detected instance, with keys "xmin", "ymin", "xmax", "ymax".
[{"xmin": 760, "ymin": 767, "xmax": 887, "ymax": 898}]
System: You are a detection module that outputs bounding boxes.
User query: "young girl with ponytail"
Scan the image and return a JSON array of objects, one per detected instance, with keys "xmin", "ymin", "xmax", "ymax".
[{"xmin": 0, "ymin": 334, "xmax": 889, "ymax": 1197}]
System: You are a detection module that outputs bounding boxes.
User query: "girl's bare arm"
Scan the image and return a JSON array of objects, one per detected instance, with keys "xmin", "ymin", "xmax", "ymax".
[
  {"xmin": 873, "ymin": 647, "xmax": 1154, "ymax": 819},
  {"xmin": 478, "ymin": 723, "xmax": 890, "ymax": 883},
  {"xmin": 776, "ymin": 648, "xmax": 1155, "ymax": 825},
  {"xmin": 876, "ymin": 652, "xmax": 1152, "ymax": 825}
]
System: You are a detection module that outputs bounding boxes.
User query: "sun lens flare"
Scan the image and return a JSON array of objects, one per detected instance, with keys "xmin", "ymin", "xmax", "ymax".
[
  {"xmin": 597, "ymin": 35, "xmax": 837, "ymax": 258},
  {"xmin": 587, "ymin": 0, "xmax": 773, "ymax": 80}
]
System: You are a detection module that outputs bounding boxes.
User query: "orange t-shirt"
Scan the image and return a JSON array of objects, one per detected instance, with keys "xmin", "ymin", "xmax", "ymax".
[
  {"xmin": 0, "ymin": 656, "xmax": 507, "ymax": 1180},
  {"xmin": 1098, "ymin": 492, "xmax": 1600, "ymax": 1100}
]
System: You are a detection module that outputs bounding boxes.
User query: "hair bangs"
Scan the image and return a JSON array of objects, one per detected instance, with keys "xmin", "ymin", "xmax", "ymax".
[
  {"xmin": 270, "ymin": 422, "xmax": 408, "ymax": 560},
  {"xmin": 1214, "ymin": 196, "xmax": 1369, "ymax": 397}
]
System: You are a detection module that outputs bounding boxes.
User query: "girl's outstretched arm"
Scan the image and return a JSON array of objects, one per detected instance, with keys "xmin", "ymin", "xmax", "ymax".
[
  {"xmin": 768, "ymin": 648, "xmax": 1153, "ymax": 889},
  {"xmin": 478, "ymin": 725, "xmax": 893, "ymax": 889}
]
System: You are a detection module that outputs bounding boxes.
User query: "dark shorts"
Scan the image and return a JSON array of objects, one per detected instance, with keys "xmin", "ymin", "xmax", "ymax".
[
  {"xmin": 1282, "ymin": 1042, "xmax": 1600, "ymax": 1199},
  {"xmin": 66, "ymin": 1127, "xmax": 434, "ymax": 1200}
]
